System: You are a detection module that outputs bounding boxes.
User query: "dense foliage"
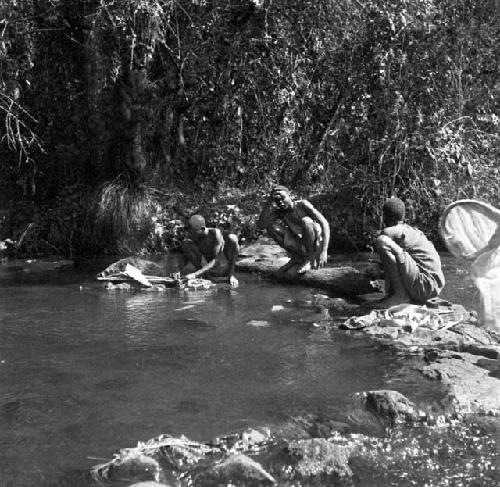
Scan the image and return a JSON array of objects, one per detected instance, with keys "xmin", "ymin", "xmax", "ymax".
[{"xmin": 1, "ymin": 0, "xmax": 499, "ymax": 255}]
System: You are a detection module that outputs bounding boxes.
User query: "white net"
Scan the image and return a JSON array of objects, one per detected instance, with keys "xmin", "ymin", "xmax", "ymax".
[{"xmin": 440, "ymin": 199, "xmax": 500, "ymax": 331}]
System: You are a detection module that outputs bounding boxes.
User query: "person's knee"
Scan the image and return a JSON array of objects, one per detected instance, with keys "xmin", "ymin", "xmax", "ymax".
[
  {"xmin": 301, "ymin": 216, "xmax": 314, "ymax": 230},
  {"xmin": 226, "ymin": 233, "xmax": 239, "ymax": 245},
  {"xmin": 267, "ymin": 224, "xmax": 285, "ymax": 245},
  {"xmin": 375, "ymin": 234, "xmax": 393, "ymax": 253}
]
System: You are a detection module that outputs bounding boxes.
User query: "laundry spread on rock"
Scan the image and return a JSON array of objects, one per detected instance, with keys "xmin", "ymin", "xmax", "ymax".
[{"xmin": 341, "ymin": 303, "xmax": 463, "ymax": 333}]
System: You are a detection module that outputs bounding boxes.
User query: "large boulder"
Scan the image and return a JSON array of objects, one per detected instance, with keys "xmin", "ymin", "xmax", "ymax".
[{"xmin": 236, "ymin": 238, "xmax": 382, "ymax": 296}]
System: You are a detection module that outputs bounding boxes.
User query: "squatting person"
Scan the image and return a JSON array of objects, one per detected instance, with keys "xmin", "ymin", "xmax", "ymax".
[
  {"xmin": 181, "ymin": 214, "xmax": 240, "ymax": 288},
  {"xmin": 375, "ymin": 197, "xmax": 445, "ymax": 307},
  {"xmin": 257, "ymin": 185, "xmax": 330, "ymax": 274}
]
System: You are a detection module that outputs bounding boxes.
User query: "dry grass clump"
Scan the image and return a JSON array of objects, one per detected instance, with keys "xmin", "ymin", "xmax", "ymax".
[{"xmin": 96, "ymin": 179, "xmax": 159, "ymax": 254}]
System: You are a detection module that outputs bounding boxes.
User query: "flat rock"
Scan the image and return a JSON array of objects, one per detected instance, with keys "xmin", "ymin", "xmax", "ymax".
[
  {"xmin": 236, "ymin": 238, "xmax": 382, "ymax": 296},
  {"xmin": 452, "ymin": 322, "xmax": 499, "ymax": 346},
  {"xmin": 421, "ymin": 350, "xmax": 500, "ymax": 415}
]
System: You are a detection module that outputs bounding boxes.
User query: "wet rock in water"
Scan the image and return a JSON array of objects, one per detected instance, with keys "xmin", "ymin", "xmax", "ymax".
[
  {"xmin": 361, "ymin": 390, "xmax": 419, "ymax": 426},
  {"xmin": 246, "ymin": 319, "xmax": 271, "ymax": 328},
  {"xmin": 193, "ymin": 453, "xmax": 276, "ymax": 486},
  {"xmin": 459, "ymin": 343, "xmax": 500, "ymax": 359},
  {"xmin": 283, "ymin": 414, "xmax": 351, "ymax": 438},
  {"xmin": 274, "ymin": 416, "xmax": 322, "ymax": 441},
  {"xmin": 421, "ymin": 350, "xmax": 500, "ymax": 415},
  {"xmin": 312, "ymin": 294, "xmax": 358, "ymax": 312},
  {"xmin": 106, "ymin": 451, "xmax": 160, "ymax": 483},
  {"xmin": 452, "ymin": 322, "xmax": 499, "ymax": 345},
  {"xmin": 278, "ymin": 438, "xmax": 353, "ymax": 480},
  {"xmin": 364, "ymin": 325, "xmax": 400, "ymax": 340},
  {"xmin": 306, "ymin": 418, "xmax": 351, "ymax": 438},
  {"xmin": 241, "ymin": 427, "xmax": 272, "ymax": 447}
]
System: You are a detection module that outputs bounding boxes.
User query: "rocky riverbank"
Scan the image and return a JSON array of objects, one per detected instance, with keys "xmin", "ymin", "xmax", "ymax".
[{"xmin": 90, "ymin": 240, "xmax": 500, "ymax": 486}]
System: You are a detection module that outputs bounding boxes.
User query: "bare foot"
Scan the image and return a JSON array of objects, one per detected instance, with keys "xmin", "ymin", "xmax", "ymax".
[
  {"xmin": 374, "ymin": 295, "xmax": 411, "ymax": 309},
  {"xmin": 296, "ymin": 261, "xmax": 312, "ymax": 275}
]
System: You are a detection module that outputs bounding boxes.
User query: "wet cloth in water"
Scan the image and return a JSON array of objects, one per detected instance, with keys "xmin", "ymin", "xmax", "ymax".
[{"xmin": 440, "ymin": 199, "xmax": 500, "ymax": 331}]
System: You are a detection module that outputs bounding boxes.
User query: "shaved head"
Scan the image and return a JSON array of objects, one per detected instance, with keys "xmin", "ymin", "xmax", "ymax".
[
  {"xmin": 383, "ymin": 198, "xmax": 405, "ymax": 223},
  {"xmin": 188, "ymin": 214, "xmax": 206, "ymax": 230}
]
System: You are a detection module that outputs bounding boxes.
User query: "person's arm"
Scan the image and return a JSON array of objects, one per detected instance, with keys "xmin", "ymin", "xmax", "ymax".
[
  {"xmin": 381, "ymin": 224, "xmax": 406, "ymax": 262},
  {"xmin": 257, "ymin": 195, "xmax": 278, "ymax": 231},
  {"xmin": 184, "ymin": 230, "xmax": 223, "ymax": 280},
  {"xmin": 302, "ymin": 200, "xmax": 330, "ymax": 266},
  {"xmin": 382, "ymin": 224, "xmax": 405, "ymax": 243}
]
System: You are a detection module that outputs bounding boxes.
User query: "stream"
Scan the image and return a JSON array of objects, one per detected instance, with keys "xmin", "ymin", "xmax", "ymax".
[{"xmin": 0, "ymin": 254, "xmax": 498, "ymax": 486}]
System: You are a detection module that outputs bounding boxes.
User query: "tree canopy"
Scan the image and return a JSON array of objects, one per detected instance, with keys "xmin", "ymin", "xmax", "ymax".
[{"xmin": 1, "ymin": 0, "xmax": 499, "ymax": 254}]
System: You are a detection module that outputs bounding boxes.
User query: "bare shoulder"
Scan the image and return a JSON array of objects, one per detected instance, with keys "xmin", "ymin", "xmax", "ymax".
[
  {"xmin": 296, "ymin": 199, "xmax": 325, "ymax": 218},
  {"xmin": 296, "ymin": 199, "xmax": 316, "ymax": 211}
]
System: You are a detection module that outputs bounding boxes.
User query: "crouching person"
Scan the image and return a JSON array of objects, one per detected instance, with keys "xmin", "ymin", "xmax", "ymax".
[
  {"xmin": 257, "ymin": 185, "xmax": 330, "ymax": 274},
  {"xmin": 182, "ymin": 215, "xmax": 239, "ymax": 288},
  {"xmin": 376, "ymin": 197, "xmax": 445, "ymax": 307}
]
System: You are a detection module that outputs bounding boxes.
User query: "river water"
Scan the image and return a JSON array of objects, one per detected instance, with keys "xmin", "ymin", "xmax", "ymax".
[{"xmin": 0, "ymin": 254, "xmax": 497, "ymax": 486}]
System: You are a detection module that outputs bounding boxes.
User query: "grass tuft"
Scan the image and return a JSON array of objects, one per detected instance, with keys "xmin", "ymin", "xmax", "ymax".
[{"xmin": 96, "ymin": 179, "xmax": 159, "ymax": 254}]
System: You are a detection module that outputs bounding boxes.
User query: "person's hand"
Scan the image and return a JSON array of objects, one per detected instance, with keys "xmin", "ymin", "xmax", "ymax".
[
  {"xmin": 229, "ymin": 276, "xmax": 239, "ymax": 288},
  {"xmin": 317, "ymin": 251, "xmax": 328, "ymax": 268}
]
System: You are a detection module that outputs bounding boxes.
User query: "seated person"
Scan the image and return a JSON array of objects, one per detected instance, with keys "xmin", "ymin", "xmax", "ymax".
[
  {"xmin": 375, "ymin": 197, "xmax": 445, "ymax": 307},
  {"xmin": 257, "ymin": 185, "xmax": 330, "ymax": 274},
  {"xmin": 181, "ymin": 214, "xmax": 240, "ymax": 288}
]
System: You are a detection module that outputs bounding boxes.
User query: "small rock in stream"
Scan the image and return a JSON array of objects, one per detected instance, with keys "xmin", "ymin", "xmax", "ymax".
[
  {"xmin": 106, "ymin": 451, "xmax": 160, "ymax": 483},
  {"xmin": 361, "ymin": 390, "xmax": 419, "ymax": 426},
  {"xmin": 277, "ymin": 438, "xmax": 354, "ymax": 480},
  {"xmin": 193, "ymin": 453, "xmax": 276, "ymax": 486},
  {"xmin": 246, "ymin": 319, "xmax": 271, "ymax": 328}
]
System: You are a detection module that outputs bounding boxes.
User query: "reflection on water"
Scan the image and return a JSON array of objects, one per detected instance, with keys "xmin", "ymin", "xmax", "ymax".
[{"xmin": 0, "ymin": 254, "xmax": 491, "ymax": 486}]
